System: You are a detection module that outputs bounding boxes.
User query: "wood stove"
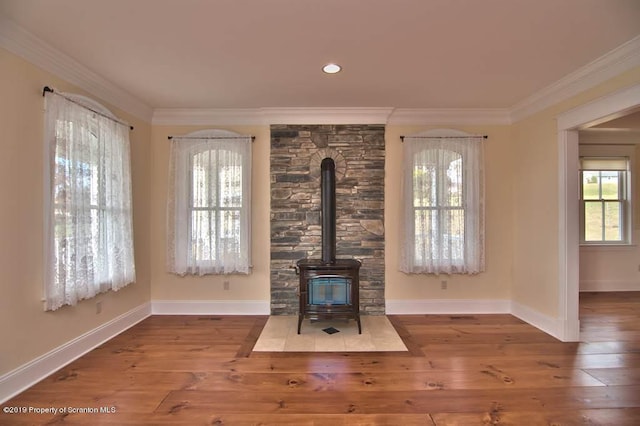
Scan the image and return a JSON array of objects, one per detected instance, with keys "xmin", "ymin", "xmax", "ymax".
[
  {"xmin": 296, "ymin": 258, "xmax": 361, "ymax": 334},
  {"xmin": 295, "ymin": 158, "xmax": 361, "ymax": 334}
]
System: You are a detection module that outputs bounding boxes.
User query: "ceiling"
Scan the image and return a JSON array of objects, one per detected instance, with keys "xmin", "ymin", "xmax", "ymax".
[{"xmin": 1, "ymin": 0, "xmax": 639, "ymax": 111}]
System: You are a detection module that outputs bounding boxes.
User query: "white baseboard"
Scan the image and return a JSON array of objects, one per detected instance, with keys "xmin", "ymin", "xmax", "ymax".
[
  {"xmin": 151, "ymin": 299, "xmax": 270, "ymax": 315},
  {"xmin": 386, "ymin": 298, "xmax": 568, "ymax": 341},
  {"xmin": 385, "ymin": 298, "xmax": 511, "ymax": 314},
  {"xmin": 580, "ymin": 280, "xmax": 640, "ymax": 292},
  {"xmin": 0, "ymin": 302, "xmax": 151, "ymax": 404},
  {"xmin": 510, "ymin": 301, "xmax": 564, "ymax": 341}
]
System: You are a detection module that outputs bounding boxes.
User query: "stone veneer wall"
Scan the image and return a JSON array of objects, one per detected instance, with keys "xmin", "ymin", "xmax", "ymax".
[{"xmin": 270, "ymin": 124, "xmax": 385, "ymax": 315}]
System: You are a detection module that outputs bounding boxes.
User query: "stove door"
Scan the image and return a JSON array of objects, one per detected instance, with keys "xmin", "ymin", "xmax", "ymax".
[{"xmin": 308, "ymin": 276, "xmax": 351, "ymax": 306}]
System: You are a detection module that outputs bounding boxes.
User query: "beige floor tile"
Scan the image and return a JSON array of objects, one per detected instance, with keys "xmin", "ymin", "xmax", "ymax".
[
  {"xmin": 254, "ymin": 315, "xmax": 407, "ymax": 352},
  {"xmin": 252, "ymin": 337, "xmax": 286, "ymax": 352},
  {"xmin": 283, "ymin": 334, "xmax": 315, "ymax": 351}
]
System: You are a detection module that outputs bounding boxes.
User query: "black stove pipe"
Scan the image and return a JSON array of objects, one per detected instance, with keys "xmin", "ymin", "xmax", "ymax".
[{"xmin": 321, "ymin": 158, "xmax": 336, "ymax": 264}]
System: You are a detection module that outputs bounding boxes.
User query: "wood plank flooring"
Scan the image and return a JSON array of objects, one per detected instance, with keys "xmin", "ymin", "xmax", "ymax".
[{"xmin": 1, "ymin": 292, "xmax": 639, "ymax": 425}]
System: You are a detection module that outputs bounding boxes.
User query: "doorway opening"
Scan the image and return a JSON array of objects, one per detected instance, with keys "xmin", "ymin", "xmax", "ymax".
[{"xmin": 557, "ymin": 83, "xmax": 640, "ymax": 341}]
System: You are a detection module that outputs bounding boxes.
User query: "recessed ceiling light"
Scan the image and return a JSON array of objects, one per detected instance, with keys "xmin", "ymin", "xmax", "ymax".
[{"xmin": 322, "ymin": 63, "xmax": 342, "ymax": 74}]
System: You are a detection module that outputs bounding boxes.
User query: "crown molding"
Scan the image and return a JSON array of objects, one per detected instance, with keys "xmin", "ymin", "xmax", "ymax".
[
  {"xmin": 511, "ymin": 35, "xmax": 640, "ymax": 123},
  {"xmin": 388, "ymin": 108, "xmax": 512, "ymax": 125},
  {"xmin": 263, "ymin": 107, "xmax": 394, "ymax": 125},
  {"xmin": 0, "ymin": 16, "xmax": 153, "ymax": 123},
  {"xmin": 153, "ymin": 107, "xmax": 395, "ymax": 125},
  {"xmin": 153, "ymin": 107, "xmax": 511, "ymax": 126}
]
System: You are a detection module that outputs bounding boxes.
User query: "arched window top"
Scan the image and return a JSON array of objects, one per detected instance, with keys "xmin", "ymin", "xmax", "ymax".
[
  {"xmin": 185, "ymin": 129, "xmax": 243, "ymax": 138},
  {"xmin": 406, "ymin": 129, "xmax": 479, "ymax": 156},
  {"xmin": 173, "ymin": 129, "xmax": 251, "ymax": 155},
  {"xmin": 62, "ymin": 92, "xmax": 118, "ymax": 119},
  {"xmin": 412, "ymin": 128, "xmax": 472, "ymax": 138}
]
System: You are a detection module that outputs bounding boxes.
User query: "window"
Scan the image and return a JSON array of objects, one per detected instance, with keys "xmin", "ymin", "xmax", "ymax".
[
  {"xmin": 44, "ymin": 92, "xmax": 135, "ymax": 311},
  {"xmin": 400, "ymin": 130, "xmax": 485, "ymax": 274},
  {"xmin": 167, "ymin": 130, "xmax": 251, "ymax": 275},
  {"xmin": 580, "ymin": 155, "xmax": 631, "ymax": 245}
]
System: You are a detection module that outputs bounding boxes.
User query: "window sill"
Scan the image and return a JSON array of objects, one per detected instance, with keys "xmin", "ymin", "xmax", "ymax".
[{"xmin": 580, "ymin": 243, "xmax": 636, "ymax": 251}]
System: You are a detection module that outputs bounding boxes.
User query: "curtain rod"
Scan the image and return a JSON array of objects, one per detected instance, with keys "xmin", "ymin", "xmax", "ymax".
[
  {"xmin": 168, "ymin": 135, "xmax": 255, "ymax": 142},
  {"xmin": 400, "ymin": 135, "xmax": 487, "ymax": 142},
  {"xmin": 42, "ymin": 86, "xmax": 134, "ymax": 131}
]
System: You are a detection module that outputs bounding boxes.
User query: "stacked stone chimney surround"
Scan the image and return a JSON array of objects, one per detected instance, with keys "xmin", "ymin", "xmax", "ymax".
[{"xmin": 270, "ymin": 124, "xmax": 385, "ymax": 315}]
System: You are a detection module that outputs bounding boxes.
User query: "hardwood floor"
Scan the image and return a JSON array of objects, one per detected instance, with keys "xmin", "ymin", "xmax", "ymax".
[{"xmin": 2, "ymin": 292, "xmax": 639, "ymax": 425}]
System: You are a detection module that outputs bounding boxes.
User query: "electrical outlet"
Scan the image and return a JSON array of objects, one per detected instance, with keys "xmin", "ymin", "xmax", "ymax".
[
  {"xmin": 441, "ymin": 280, "xmax": 448, "ymax": 290},
  {"xmin": 223, "ymin": 280, "xmax": 230, "ymax": 290},
  {"xmin": 96, "ymin": 301, "xmax": 102, "ymax": 314}
]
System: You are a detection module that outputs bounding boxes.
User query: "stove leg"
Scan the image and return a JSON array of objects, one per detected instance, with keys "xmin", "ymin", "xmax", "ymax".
[
  {"xmin": 297, "ymin": 314, "xmax": 303, "ymax": 334},
  {"xmin": 356, "ymin": 315, "xmax": 361, "ymax": 334}
]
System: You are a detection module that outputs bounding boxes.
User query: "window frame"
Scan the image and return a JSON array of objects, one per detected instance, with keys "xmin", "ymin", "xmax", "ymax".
[
  {"xmin": 400, "ymin": 128, "xmax": 485, "ymax": 275},
  {"xmin": 44, "ymin": 92, "xmax": 135, "ymax": 310},
  {"xmin": 412, "ymin": 147, "xmax": 466, "ymax": 265},
  {"xmin": 187, "ymin": 144, "xmax": 244, "ymax": 267},
  {"xmin": 53, "ymin": 125, "xmax": 111, "ymax": 284},
  {"xmin": 168, "ymin": 129, "xmax": 252, "ymax": 275},
  {"xmin": 579, "ymin": 145, "xmax": 633, "ymax": 246}
]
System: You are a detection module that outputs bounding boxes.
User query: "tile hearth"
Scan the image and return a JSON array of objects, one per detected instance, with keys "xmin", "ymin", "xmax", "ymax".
[{"xmin": 253, "ymin": 315, "xmax": 407, "ymax": 352}]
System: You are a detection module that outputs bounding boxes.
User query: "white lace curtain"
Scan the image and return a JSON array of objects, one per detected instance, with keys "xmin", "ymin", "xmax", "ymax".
[
  {"xmin": 44, "ymin": 93, "xmax": 136, "ymax": 311},
  {"xmin": 400, "ymin": 131, "xmax": 485, "ymax": 275},
  {"xmin": 167, "ymin": 130, "xmax": 252, "ymax": 275}
]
